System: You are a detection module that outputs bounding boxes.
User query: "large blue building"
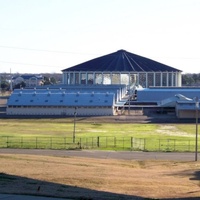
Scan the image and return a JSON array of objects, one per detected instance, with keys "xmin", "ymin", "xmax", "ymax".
[{"xmin": 7, "ymin": 49, "xmax": 188, "ymax": 117}]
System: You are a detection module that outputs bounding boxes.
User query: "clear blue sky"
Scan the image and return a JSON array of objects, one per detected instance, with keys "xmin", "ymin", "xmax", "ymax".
[{"xmin": 0, "ymin": 0, "xmax": 200, "ymax": 74}]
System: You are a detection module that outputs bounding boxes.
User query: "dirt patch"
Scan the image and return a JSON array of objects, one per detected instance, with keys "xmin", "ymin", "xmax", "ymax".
[
  {"xmin": 0, "ymin": 154, "xmax": 200, "ymax": 199},
  {"xmin": 156, "ymin": 125, "xmax": 192, "ymax": 137}
]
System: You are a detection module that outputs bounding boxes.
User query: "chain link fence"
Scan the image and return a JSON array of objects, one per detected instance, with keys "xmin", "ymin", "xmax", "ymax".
[{"xmin": 0, "ymin": 136, "xmax": 197, "ymax": 152}]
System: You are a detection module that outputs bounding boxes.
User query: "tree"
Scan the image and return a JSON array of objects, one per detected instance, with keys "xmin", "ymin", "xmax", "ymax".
[
  {"xmin": 42, "ymin": 76, "xmax": 51, "ymax": 85},
  {"xmin": 50, "ymin": 77, "xmax": 57, "ymax": 84},
  {"xmin": 0, "ymin": 80, "xmax": 10, "ymax": 92},
  {"xmin": 42, "ymin": 76, "xmax": 57, "ymax": 85},
  {"xmin": 13, "ymin": 81, "xmax": 26, "ymax": 89},
  {"xmin": 182, "ymin": 74, "xmax": 195, "ymax": 86}
]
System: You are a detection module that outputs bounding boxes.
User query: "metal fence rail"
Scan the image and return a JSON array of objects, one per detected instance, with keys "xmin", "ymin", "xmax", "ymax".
[{"xmin": 0, "ymin": 136, "xmax": 197, "ymax": 152}]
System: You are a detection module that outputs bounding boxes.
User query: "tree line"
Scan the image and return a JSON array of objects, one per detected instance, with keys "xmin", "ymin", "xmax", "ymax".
[
  {"xmin": 182, "ymin": 73, "xmax": 200, "ymax": 86},
  {"xmin": 0, "ymin": 73, "xmax": 62, "ymax": 93}
]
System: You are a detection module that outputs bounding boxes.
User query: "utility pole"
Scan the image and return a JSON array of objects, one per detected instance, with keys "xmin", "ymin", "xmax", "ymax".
[
  {"xmin": 195, "ymin": 96, "xmax": 199, "ymax": 161},
  {"xmin": 73, "ymin": 107, "xmax": 77, "ymax": 143}
]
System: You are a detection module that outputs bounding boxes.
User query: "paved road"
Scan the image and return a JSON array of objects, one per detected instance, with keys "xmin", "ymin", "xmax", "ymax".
[{"xmin": 0, "ymin": 148, "xmax": 198, "ymax": 161}]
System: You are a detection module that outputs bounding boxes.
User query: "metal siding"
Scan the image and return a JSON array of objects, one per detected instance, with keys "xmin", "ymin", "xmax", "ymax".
[
  {"xmin": 62, "ymin": 50, "xmax": 181, "ymax": 73},
  {"xmin": 137, "ymin": 88, "xmax": 200, "ymax": 102}
]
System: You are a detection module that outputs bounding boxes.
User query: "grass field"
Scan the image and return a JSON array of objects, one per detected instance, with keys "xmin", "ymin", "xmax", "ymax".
[
  {"xmin": 0, "ymin": 118, "xmax": 199, "ymax": 152},
  {"xmin": 0, "ymin": 153, "xmax": 200, "ymax": 199},
  {"xmin": 0, "ymin": 118, "xmax": 197, "ymax": 137},
  {"xmin": 0, "ymin": 118, "xmax": 200, "ymax": 199}
]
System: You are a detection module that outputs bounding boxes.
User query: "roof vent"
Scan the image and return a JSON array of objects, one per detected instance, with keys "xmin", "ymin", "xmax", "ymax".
[{"xmin": 117, "ymin": 49, "xmax": 125, "ymax": 52}]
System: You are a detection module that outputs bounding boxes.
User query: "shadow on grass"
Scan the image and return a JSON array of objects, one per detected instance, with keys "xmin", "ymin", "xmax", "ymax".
[
  {"xmin": 162, "ymin": 169, "xmax": 200, "ymax": 200},
  {"xmin": 0, "ymin": 173, "xmax": 144, "ymax": 200},
  {"xmin": 190, "ymin": 170, "xmax": 200, "ymax": 181},
  {"xmin": 1, "ymin": 172, "xmax": 200, "ymax": 200}
]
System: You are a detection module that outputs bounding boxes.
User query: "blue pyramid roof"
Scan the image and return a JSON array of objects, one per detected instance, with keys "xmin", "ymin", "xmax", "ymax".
[{"xmin": 62, "ymin": 49, "xmax": 181, "ymax": 72}]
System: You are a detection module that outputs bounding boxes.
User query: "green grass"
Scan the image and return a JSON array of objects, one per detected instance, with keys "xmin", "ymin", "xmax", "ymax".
[
  {"xmin": 0, "ymin": 118, "xmax": 199, "ymax": 151},
  {"xmin": 0, "ymin": 119, "xmax": 159, "ymax": 137}
]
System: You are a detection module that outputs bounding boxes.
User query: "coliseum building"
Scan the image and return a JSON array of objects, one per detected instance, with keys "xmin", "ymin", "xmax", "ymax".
[{"xmin": 62, "ymin": 49, "xmax": 182, "ymax": 88}]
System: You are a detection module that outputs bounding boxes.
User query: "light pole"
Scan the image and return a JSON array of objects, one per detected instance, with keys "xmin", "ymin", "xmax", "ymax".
[
  {"xmin": 73, "ymin": 107, "xmax": 77, "ymax": 143},
  {"xmin": 195, "ymin": 97, "xmax": 199, "ymax": 161}
]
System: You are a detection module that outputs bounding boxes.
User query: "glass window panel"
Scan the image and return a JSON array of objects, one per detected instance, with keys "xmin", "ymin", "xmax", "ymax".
[
  {"xmin": 162, "ymin": 73, "xmax": 167, "ymax": 86},
  {"xmin": 81, "ymin": 73, "xmax": 86, "ymax": 84},
  {"xmin": 88, "ymin": 73, "xmax": 94, "ymax": 85},
  {"xmin": 155, "ymin": 73, "xmax": 161, "ymax": 86},
  {"xmin": 112, "ymin": 73, "xmax": 120, "ymax": 84},
  {"xmin": 95, "ymin": 73, "xmax": 103, "ymax": 84},
  {"xmin": 121, "ymin": 74, "xmax": 129, "ymax": 85},
  {"xmin": 138, "ymin": 73, "xmax": 146, "ymax": 88},
  {"xmin": 168, "ymin": 73, "xmax": 172, "ymax": 86},
  {"xmin": 69, "ymin": 73, "xmax": 74, "ymax": 84},
  {"xmin": 75, "ymin": 73, "xmax": 79, "ymax": 84},
  {"xmin": 130, "ymin": 73, "xmax": 137, "ymax": 87},
  {"xmin": 147, "ymin": 73, "xmax": 154, "ymax": 87},
  {"xmin": 103, "ymin": 74, "xmax": 111, "ymax": 84}
]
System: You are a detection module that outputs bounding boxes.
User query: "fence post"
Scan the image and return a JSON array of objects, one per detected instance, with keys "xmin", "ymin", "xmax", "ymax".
[
  {"xmin": 6, "ymin": 136, "xmax": 9, "ymax": 148},
  {"xmin": 174, "ymin": 139, "xmax": 176, "ymax": 151},
  {"xmin": 131, "ymin": 137, "xmax": 133, "ymax": 149},
  {"xmin": 50, "ymin": 137, "xmax": 53, "ymax": 149},
  {"xmin": 36, "ymin": 137, "xmax": 37, "ymax": 149},
  {"xmin": 92, "ymin": 137, "xmax": 94, "ymax": 148},
  {"xmin": 97, "ymin": 136, "xmax": 100, "ymax": 148},
  {"xmin": 79, "ymin": 138, "xmax": 82, "ymax": 149},
  {"xmin": 62, "ymin": 137, "xmax": 65, "ymax": 149},
  {"xmin": 188, "ymin": 140, "xmax": 190, "ymax": 152},
  {"xmin": 144, "ymin": 138, "xmax": 146, "ymax": 151},
  {"xmin": 159, "ymin": 139, "xmax": 160, "ymax": 152}
]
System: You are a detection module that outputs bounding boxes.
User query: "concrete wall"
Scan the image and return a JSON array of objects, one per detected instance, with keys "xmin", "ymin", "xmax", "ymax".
[
  {"xmin": 176, "ymin": 110, "xmax": 200, "ymax": 119},
  {"xmin": 6, "ymin": 106, "xmax": 115, "ymax": 116}
]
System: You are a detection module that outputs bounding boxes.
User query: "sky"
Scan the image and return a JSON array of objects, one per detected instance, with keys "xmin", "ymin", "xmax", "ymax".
[{"xmin": 0, "ymin": 0, "xmax": 200, "ymax": 74}]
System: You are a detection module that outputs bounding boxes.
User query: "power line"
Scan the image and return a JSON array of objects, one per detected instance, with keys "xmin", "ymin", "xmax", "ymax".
[
  {"xmin": 0, "ymin": 60, "xmax": 62, "ymax": 68},
  {"xmin": 0, "ymin": 45, "xmax": 98, "ymax": 55}
]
